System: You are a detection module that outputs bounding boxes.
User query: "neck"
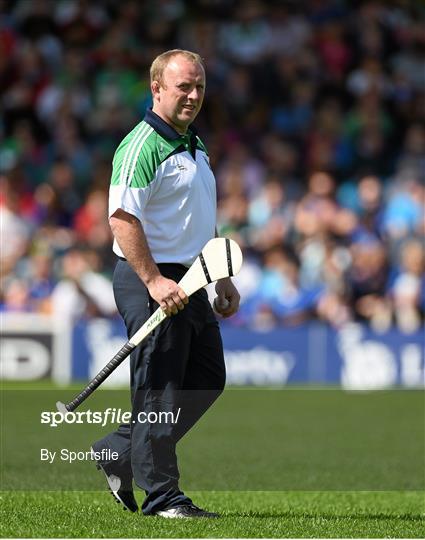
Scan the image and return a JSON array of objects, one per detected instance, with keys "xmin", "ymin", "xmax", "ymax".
[{"xmin": 152, "ymin": 107, "xmax": 187, "ymax": 135}]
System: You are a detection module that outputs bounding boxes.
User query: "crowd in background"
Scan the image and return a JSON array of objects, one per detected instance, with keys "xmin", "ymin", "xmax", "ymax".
[{"xmin": 1, "ymin": 0, "xmax": 424, "ymax": 332}]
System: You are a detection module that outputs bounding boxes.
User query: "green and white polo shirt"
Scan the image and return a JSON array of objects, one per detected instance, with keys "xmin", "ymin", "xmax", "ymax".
[{"xmin": 109, "ymin": 109, "xmax": 217, "ymax": 267}]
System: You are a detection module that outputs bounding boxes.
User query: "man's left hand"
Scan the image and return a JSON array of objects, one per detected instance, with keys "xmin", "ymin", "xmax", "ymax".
[{"xmin": 214, "ymin": 277, "xmax": 240, "ymax": 318}]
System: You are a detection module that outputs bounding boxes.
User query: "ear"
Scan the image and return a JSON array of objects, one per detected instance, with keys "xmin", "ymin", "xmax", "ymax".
[{"xmin": 151, "ymin": 80, "xmax": 161, "ymax": 101}]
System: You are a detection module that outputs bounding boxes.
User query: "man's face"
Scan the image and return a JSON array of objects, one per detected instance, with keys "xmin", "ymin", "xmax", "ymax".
[{"xmin": 152, "ymin": 55, "xmax": 206, "ymax": 133}]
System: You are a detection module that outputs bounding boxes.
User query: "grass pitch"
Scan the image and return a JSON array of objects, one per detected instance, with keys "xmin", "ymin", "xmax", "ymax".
[
  {"xmin": 1, "ymin": 490, "xmax": 424, "ymax": 538},
  {"xmin": 1, "ymin": 383, "xmax": 424, "ymax": 537}
]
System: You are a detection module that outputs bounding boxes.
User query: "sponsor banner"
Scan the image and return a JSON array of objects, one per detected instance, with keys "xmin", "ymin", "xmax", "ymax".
[
  {"xmin": 336, "ymin": 324, "xmax": 425, "ymax": 389},
  {"xmin": 1, "ymin": 314, "xmax": 423, "ymax": 388},
  {"xmin": 72, "ymin": 317, "xmax": 130, "ymax": 386},
  {"xmin": 71, "ymin": 319, "xmax": 424, "ymax": 388},
  {"xmin": 0, "ymin": 313, "xmax": 71, "ymax": 382},
  {"xmin": 221, "ymin": 323, "xmax": 424, "ymax": 389}
]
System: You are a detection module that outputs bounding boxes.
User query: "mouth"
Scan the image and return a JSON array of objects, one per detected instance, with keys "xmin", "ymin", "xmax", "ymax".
[{"xmin": 182, "ymin": 104, "xmax": 196, "ymax": 111}]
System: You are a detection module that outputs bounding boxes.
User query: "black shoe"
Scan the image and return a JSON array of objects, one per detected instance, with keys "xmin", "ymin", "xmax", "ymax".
[
  {"xmin": 90, "ymin": 447, "xmax": 138, "ymax": 513},
  {"xmin": 156, "ymin": 504, "xmax": 219, "ymax": 518}
]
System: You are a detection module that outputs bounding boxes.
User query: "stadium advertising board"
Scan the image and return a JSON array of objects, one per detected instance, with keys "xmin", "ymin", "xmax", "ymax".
[
  {"xmin": 70, "ymin": 318, "xmax": 424, "ymax": 389},
  {"xmin": 0, "ymin": 313, "xmax": 71, "ymax": 382},
  {"xmin": 1, "ymin": 314, "xmax": 423, "ymax": 388}
]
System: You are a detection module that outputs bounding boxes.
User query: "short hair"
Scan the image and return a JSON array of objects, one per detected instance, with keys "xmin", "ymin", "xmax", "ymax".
[{"xmin": 150, "ymin": 49, "xmax": 204, "ymax": 86}]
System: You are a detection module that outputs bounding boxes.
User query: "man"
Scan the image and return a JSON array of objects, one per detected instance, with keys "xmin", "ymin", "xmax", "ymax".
[{"xmin": 91, "ymin": 50, "xmax": 240, "ymax": 518}]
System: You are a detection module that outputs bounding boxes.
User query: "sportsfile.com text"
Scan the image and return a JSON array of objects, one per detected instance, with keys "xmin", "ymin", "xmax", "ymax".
[{"xmin": 41, "ymin": 407, "xmax": 181, "ymax": 427}]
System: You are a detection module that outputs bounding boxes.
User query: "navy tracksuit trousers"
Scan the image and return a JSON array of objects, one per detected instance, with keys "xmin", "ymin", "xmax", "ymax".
[{"xmin": 92, "ymin": 260, "xmax": 225, "ymax": 514}]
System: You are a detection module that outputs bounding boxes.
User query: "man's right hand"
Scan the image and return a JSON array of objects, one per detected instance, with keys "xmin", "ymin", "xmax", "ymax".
[{"xmin": 146, "ymin": 275, "xmax": 188, "ymax": 316}]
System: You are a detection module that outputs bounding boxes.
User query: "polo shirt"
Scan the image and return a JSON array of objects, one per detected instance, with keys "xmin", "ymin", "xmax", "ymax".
[{"xmin": 109, "ymin": 109, "xmax": 216, "ymax": 266}]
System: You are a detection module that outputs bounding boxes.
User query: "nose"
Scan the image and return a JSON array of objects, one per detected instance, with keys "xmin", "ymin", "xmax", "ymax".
[{"xmin": 187, "ymin": 86, "xmax": 200, "ymax": 101}]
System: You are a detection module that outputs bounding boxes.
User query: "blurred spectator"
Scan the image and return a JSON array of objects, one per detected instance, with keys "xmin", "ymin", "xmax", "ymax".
[
  {"xmin": 390, "ymin": 239, "xmax": 424, "ymax": 333},
  {"xmin": 0, "ymin": 278, "xmax": 31, "ymax": 313},
  {"xmin": 238, "ymin": 246, "xmax": 329, "ymax": 329},
  {"xmin": 73, "ymin": 188, "xmax": 111, "ymax": 247},
  {"xmin": 347, "ymin": 57, "xmax": 392, "ymax": 98},
  {"xmin": 356, "ymin": 175, "xmax": 384, "ymax": 235},
  {"xmin": 343, "ymin": 90, "xmax": 395, "ymax": 175},
  {"xmin": 294, "ymin": 171, "xmax": 357, "ymax": 240},
  {"xmin": 26, "ymin": 251, "xmax": 56, "ymax": 313},
  {"xmin": 217, "ymin": 193, "xmax": 250, "ymax": 247},
  {"xmin": 34, "ymin": 159, "xmax": 81, "ymax": 227},
  {"xmin": 0, "ymin": 175, "xmax": 31, "ymax": 278},
  {"xmin": 267, "ymin": 4, "xmax": 311, "ymax": 57},
  {"xmin": 218, "ymin": 1, "xmax": 271, "ymax": 65},
  {"xmin": 348, "ymin": 233, "xmax": 391, "ymax": 330},
  {"xmin": 338, "ymin": 174, "xmax": 385, "ymax": 238},
  {"xmin": 50, "ymin": 248, "xmax": 117, "ymax": 323},
  {"xmin": 316, "ymin": 19, "xmax": 351, "ymax": 81},
  {"xmin": 382, "ymin": 174, "xmax": 424, "ymax": 241},
  {"xmin": 396, "ymin": 123, "xmax": 425, "ymax": 177},
  {"xmin": 248, "ymin": 176, "xmax": 294, "ymax": 251},
  {"xmin": 217, "ymin": 140, "xmax": 265, "ymax": 199}
]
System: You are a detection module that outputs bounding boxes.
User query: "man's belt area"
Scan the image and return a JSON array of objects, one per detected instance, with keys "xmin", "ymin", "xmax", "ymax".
[{"xmin": 118, "ymin": 257, "xmax": 188, "ymax": 272}]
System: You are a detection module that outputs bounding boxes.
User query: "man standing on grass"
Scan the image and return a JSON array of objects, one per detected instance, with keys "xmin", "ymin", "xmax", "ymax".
[{"xmin": 91, "ymin": 49, "xmax": 240, "ymax": 518}]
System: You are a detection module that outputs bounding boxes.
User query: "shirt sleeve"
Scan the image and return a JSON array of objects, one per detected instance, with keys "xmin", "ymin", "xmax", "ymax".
[
  {"xmin": 108, "ymin": 131, "xmax": 159, "ymax": 221},
  {"xmin": 108, "ymin": 183, "xmax": 152, "ymax": 221}
]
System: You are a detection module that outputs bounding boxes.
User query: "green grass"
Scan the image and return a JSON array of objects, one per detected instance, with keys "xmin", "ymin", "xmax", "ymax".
[
  {"xmin": 1, "ymin": 490, "xmax": 424, "ymax": 537},
  {"xmin": 1, "ymin": 383, "xmax": 424, "ymax": 537}
]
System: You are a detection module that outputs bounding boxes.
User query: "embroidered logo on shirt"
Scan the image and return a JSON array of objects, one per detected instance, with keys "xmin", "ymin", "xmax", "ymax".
[{"xmin": 177, "ymin": 164, "xmax": 187, "ymax": 171}]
